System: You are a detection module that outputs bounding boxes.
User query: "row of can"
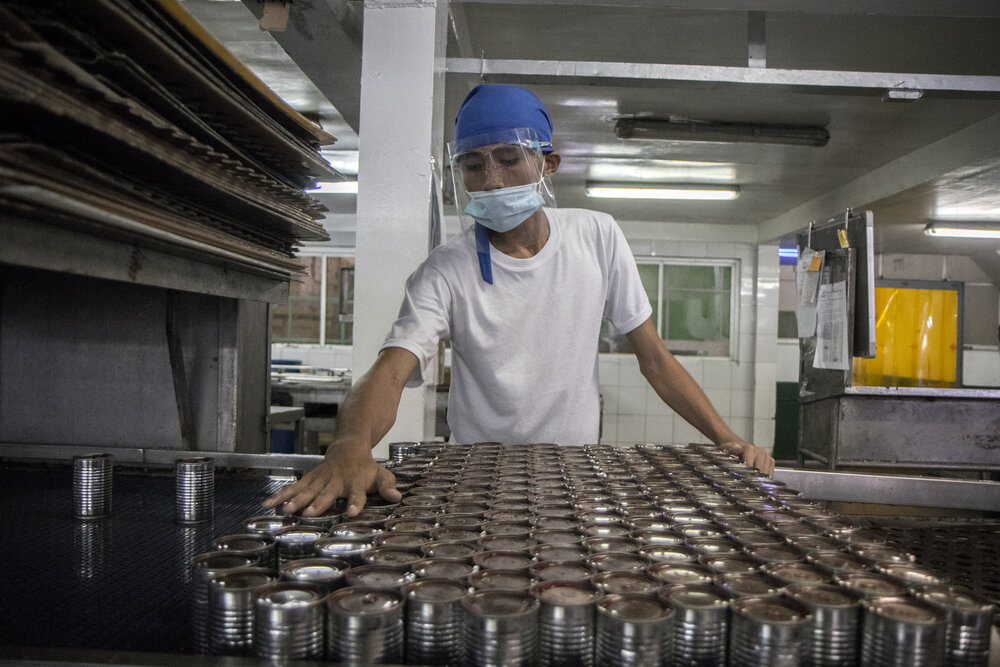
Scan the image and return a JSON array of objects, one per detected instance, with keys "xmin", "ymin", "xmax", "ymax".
[{"xmin": 190, "ymin": 441, "xmax": 993, "ymax": 665}]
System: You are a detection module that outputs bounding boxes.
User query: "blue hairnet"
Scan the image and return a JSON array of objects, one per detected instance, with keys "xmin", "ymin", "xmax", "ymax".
[{"xmin": 454, "ymin": 84, "xmax": 553, "ymax": 154}]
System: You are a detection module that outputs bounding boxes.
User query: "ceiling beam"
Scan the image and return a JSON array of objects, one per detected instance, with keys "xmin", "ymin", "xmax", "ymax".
[
  {"xmin": 241, "ymin": 0, "xmax": 364, "ymax": 132},
  {"xmin": 453, "ymin": 0, "xmax": 1000, "ymax": 18},
  {"xmin": 447, "ymin": 58, "xmax": 1000, "ymax": 96},
  {"xmin": 756, "ymin": 111, "xmax": 1000, "ymax": 243}
]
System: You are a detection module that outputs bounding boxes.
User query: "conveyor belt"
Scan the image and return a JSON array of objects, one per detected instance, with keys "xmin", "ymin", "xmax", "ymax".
[
  {"xmin": 0, "ymin": 464, "xmax": 285, "ymax": 654},
  {"xmin": 0, "ymin": 460, "xmax": 997, "ymax": 659}
]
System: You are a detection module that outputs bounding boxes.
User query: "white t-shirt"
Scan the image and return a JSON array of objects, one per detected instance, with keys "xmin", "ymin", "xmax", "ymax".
[{"xmin": 380, "ymin": 207, "xmax": 652, "ymax": 444}]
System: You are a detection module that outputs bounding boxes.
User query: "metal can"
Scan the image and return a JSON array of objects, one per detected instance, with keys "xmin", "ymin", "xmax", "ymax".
[
  {"xmin": 208, "ymin": 567, "xmax": 278, "ymax": 655},
  {"xmin": 660, "ymin": 584, "xmax": 730, "ymax": 667},
  {"xmin": 729, "ymin": 595, "xmax": 813, "ymax": 666},
  {"xmin": 591, "ymin": 571, "xmax": 661, "ymax": 597},
  {"xmin": 212, "ymin": 534, "xmax": 276, "ymax": 570},
  {"xmin": 272, "ymin": 525, "xmax": 328, "ymax": 565},
  {"xmin": 468, "ymin": 569, "xmax": 537, "ymax": 592},
  {"xmin": 462, "ymin": 590, "xmax": 539, "ymax": 667},
  {"xmin": 361, "ymin": 546, "xmax": 424, "ymax": 568},
  {"xmin": 280, "ymin": 557, "xmax": 350, "ymax": 592},
  {"xmin": 189, "ymin": 551, "xmax": 260, "ymax": 654},
  {"xmin": 648, "ymin": 562, "xmax": 716, "ymax": 587},
  {"xmin": 315, "ymin": 535, "xmax": 376, "ymax": 566},
  {"xmin": 716, "ymin": 573, "xmax": 783, "ymax": 598},
  {"xmin": 326, "ymin": 586, "xmax": 404, "ymax": 665},
  {"xmin": 242, "ymin": 514, "xmax": 296, "ymax": 536},
  {"xmin": 834, "ymin": 572, "xmax": 909, "ymax": 599},
  {"xmin": 586, "ymin": 552, "xmax": 649, "ymax": 574},
  {"xmin": 72, "ymin": 453, "xmax": 113, "ymax": 519},
  {"xmin": 531, "ymin": 580, "xmax": 603, "ymax": 667},
  {"xmin": 343, "ymin": 564, "xmax": 416, "ymax": 591},
  {"xmin": 764, "ymin": 562, "xmax": 829, "ymax": 587},
  {"xmin": 421, "ymin": 540, "xmax": 482, "ymax": 560},
  {"xmin": 402, "ymin": 578, "xmax": 469, "ymax": 665},
  {"xmin": 912, "ymin": 584, "xmax": 995, "ymax": 666},
  {"xmin": 174, "ymin": 456, "xmax": 214, "ymax": 524},
  {"xmin": 860, "ymin": 596, "xmax": 946, "ymax": 667},
  {"xmin": 252, "ymin": 581, "xmax": 326, "ymax": 661},
  {"xmin": 786, "ymin": 583, "xmax": 863, "ymax": 667},
  {"xmin": 595, "ymin": 593, "xmax": 673, "ymax": 667},
  {"xmin": 411, "ymin": 557, "xmax": 478, "ymax": 581},
  {"xmin": 529, "ymin": 560, "xmax": 597, "ymax": 583},
  {"xmin": 473, "ymin": 550, "xmax": 536, "ymax": 573}
]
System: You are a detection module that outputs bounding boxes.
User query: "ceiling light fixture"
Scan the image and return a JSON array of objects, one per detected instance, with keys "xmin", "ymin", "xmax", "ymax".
[
  {"xmin": 307, "ymin": 181, "xmax": 358, "ymax": 195},
  {"xmin": 923, "ymin": 221, "xmax": 1000, "ymax": 239},
  {"xmin": 615, "ymin": 118, "xmax": 829, "ymax": 147},
  {"xmin": 585, "ymin": 183, "xmax": 740, "ymax": 201}
]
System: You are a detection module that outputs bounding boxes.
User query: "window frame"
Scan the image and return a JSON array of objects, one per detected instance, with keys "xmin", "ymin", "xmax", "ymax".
[
  {"xmin": 634, "ymin": 256, "xmax": 741, "ymax": 360},
  {"xmin": 271, "ymin": 250, "xmax": 356, "ymax": 346}
]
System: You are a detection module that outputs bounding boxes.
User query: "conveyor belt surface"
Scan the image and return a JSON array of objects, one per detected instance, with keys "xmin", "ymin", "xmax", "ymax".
[{"xmin": 0, "ymin": 464, "xmax": 283, "ymax": 654}]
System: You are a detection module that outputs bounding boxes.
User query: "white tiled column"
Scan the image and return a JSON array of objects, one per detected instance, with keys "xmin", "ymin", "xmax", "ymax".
[
  {"xmin": 353, "ymin": 0, "xmax": 449, "ymax": 458},
  {"xmin": 752, "ymin": 245, "xmax": 780, "ymax": 450}
]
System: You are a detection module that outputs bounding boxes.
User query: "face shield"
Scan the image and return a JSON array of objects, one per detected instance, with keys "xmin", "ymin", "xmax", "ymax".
[{"xmin": 448, "ymin": 127, "xmax": 556, "ymax": 233}]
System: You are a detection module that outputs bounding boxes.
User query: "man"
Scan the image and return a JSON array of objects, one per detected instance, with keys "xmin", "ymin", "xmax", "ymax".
[{"xmin": 264, "ymin": 84, "xmax": 774, "ymax": 518}]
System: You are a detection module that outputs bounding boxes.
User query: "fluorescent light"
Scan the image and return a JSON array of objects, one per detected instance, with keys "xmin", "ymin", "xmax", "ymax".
[
  {"xmin": 307, "ymin": 181, "xmax": 358, "ymax": 195},
  {"xmin": 778, "ymin": 248, "xmax": 798, "ymax": 258},
  {"xmin": 615, "ymin": 118, "xmax": 829, "ymax": 147},
  {"xmin": 585, "ymin": 183, "xmax": 739, "ymax": 201},
  {"xmin": 923, "ymin": 221, "xmax": 1000, "ymax": 239}
]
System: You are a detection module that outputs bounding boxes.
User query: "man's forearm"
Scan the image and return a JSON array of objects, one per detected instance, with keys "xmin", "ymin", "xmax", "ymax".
[{"xmin": 326, "ymin": 348, "xmax": 417, "ymax": 457}]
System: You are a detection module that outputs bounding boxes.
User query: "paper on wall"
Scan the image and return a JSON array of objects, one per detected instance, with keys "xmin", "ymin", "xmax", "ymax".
[
  {"xmin": 795, "ymin": 248, "xmax": 825, "ymax": 338},
  {"xmin": 814, "ymin": 280, "xmax": 850, "ymax": 370}
]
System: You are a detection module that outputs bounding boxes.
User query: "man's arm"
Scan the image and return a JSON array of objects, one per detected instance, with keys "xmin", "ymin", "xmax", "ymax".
[
  {"xmin": 624, "ymin": 318, "xmax": 775, "ymax": 475},
  {"xmin": 261, "ymin": 347, "xmax": 420, "ymax": 517}
]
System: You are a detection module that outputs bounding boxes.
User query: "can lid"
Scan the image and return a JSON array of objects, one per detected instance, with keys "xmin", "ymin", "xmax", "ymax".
[
  {"xmin": 282, "ymin": 557, "xmax": 349, "ymax": 579},
  {"xmin": 592, "ymin": 571, "xmax": 660, "ymax": 595},
  {"xmin": 403, "ymin": 578, "xmax": 469, "ymax": 603},
  {"xmin": 912, "ymin": 585, "xmax": 995, "ymax": 613},
  {"xmin": 315, "ymin": 536, "xmax": 374, "ymax": 556},
  {"xmin": 765, "ymin": 563, "xmax": 828, "ymax": 584},
  {"xmin": 732, "ymin": 596, "xmax": 811, "ymax": 624},
  {"xmin": 587, "ymin": 552, "xmax": 648, "ymax": 572},
  {"xmin": 666, "ymin": 584, "xmax": 730, "ymax": 609},
  {"xmin": 648, "ymin": 562, "xmax": 714, "ymax": 585},
  {"xmin": 717, "ymin": 573, "xmax": 780, "ymax": 597},
  {"xmin": 877, "ymin": 564, "xmax": 948, "ymax": 586},
  {"xmin": 412, "ymin": 558, "xmax": 476, "ymax": 578},
  {"xmin": 243, "ymin": 515, "xmax": 294, "ymax": 534},
  {"xmin": 529, "ymin": 561, "xmax": 594, "ymax": 581},
  {"xmin": 330, "ymin": 521, "xmax": 384, "ymax": 538},
  {"xmin": 364, "ymin": 547, "xmax": 423, "ymax": 566},
  {"xmin": 473, "ymin": 550, "xmax": 534, "ymax": 570},
  {"xmin": 329, "ymin": 586, "xmax": 403, "ymax": 613},
  {"xmin": 191, "ymin": 551, "xmax": 257, "ymax": 571},
  {"xmin": 256, "ymin": 582, "xmax": 325, "ymax": 605},
  {"xmin": 422, "ymin": 541, "xmax": 480, "ymax": 559},
  {"xmin": 597, "ymin": 594, "xmax": 672, "ymax": 622},
  {"xmin": 212, "ymin": 534, "xmax": 273, "ymax": 551},
  {"xmin": 274, "ymin": 526, "xmax": 327, "ymax": 544},
  {"xmin": 786, "ymin": 583, "xmax": 860, "ymax": 608},
  {"xmin": 345, "ymin": 564, "xmax": 415, "ymax": 588},
  {"xmin": 462, "ymin": 590, "xmax": 539, "ymax": 617},
  {"xmin": 469, "ymin": 569, "xmax": 535, "ymax": 591},
  {"xmin": 216, "ymin": 568, "xmax": 277, "ymax": 590},
  {"xmin": 639, "ymin": 545, "xmax": 697, "ymax": 562},
  {"xmin": 531, "ymin": 580, "xmax": 602, "ymax": 605},
  {"xmin": 701, "ymin": 554, "xmax": 763, "ymax": 573},
  {"xmin": 835, "ymin": 573, "xmax": 908, "ymax": 598},
  {"xmin": 864, "ymin": 596, "xmax": 945, "ymax": 624}
]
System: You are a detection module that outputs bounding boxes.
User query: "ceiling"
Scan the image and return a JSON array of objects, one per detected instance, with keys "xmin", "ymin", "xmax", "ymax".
[{"xmin": 181, "ymin": 0, "xmax": 1000, "ymax": 281}]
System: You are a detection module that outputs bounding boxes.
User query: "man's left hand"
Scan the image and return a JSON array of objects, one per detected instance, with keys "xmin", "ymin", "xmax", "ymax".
[{"xmin": 720, "ymin": 440, "xmax": 775, "ymax": 475}]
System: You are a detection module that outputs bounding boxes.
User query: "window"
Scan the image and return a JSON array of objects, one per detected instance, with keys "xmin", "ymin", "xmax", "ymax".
[
  {"xmin": 270, "ymin": 255, "xmax": 355, "ymax": 345},
  {"xmin": 601, "ymin": 258, "xmax": 739, "ymax": 358}
]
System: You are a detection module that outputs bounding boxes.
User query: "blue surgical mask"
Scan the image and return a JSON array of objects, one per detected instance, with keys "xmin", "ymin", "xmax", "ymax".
[{"xmin": 464, "ymin": 182, "xmax": 544, "ymax": 233}]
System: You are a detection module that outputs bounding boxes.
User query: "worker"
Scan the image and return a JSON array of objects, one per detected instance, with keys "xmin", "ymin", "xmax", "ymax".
[{"xmin": 264, "ymin": 84, "xmax": 775, "ymax": 518}]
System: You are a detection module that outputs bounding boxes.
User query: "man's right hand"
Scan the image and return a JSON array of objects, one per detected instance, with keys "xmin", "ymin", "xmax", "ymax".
[{"xmin": 261, "ymin": 448, "xmax": 401, "ymax": 519}]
